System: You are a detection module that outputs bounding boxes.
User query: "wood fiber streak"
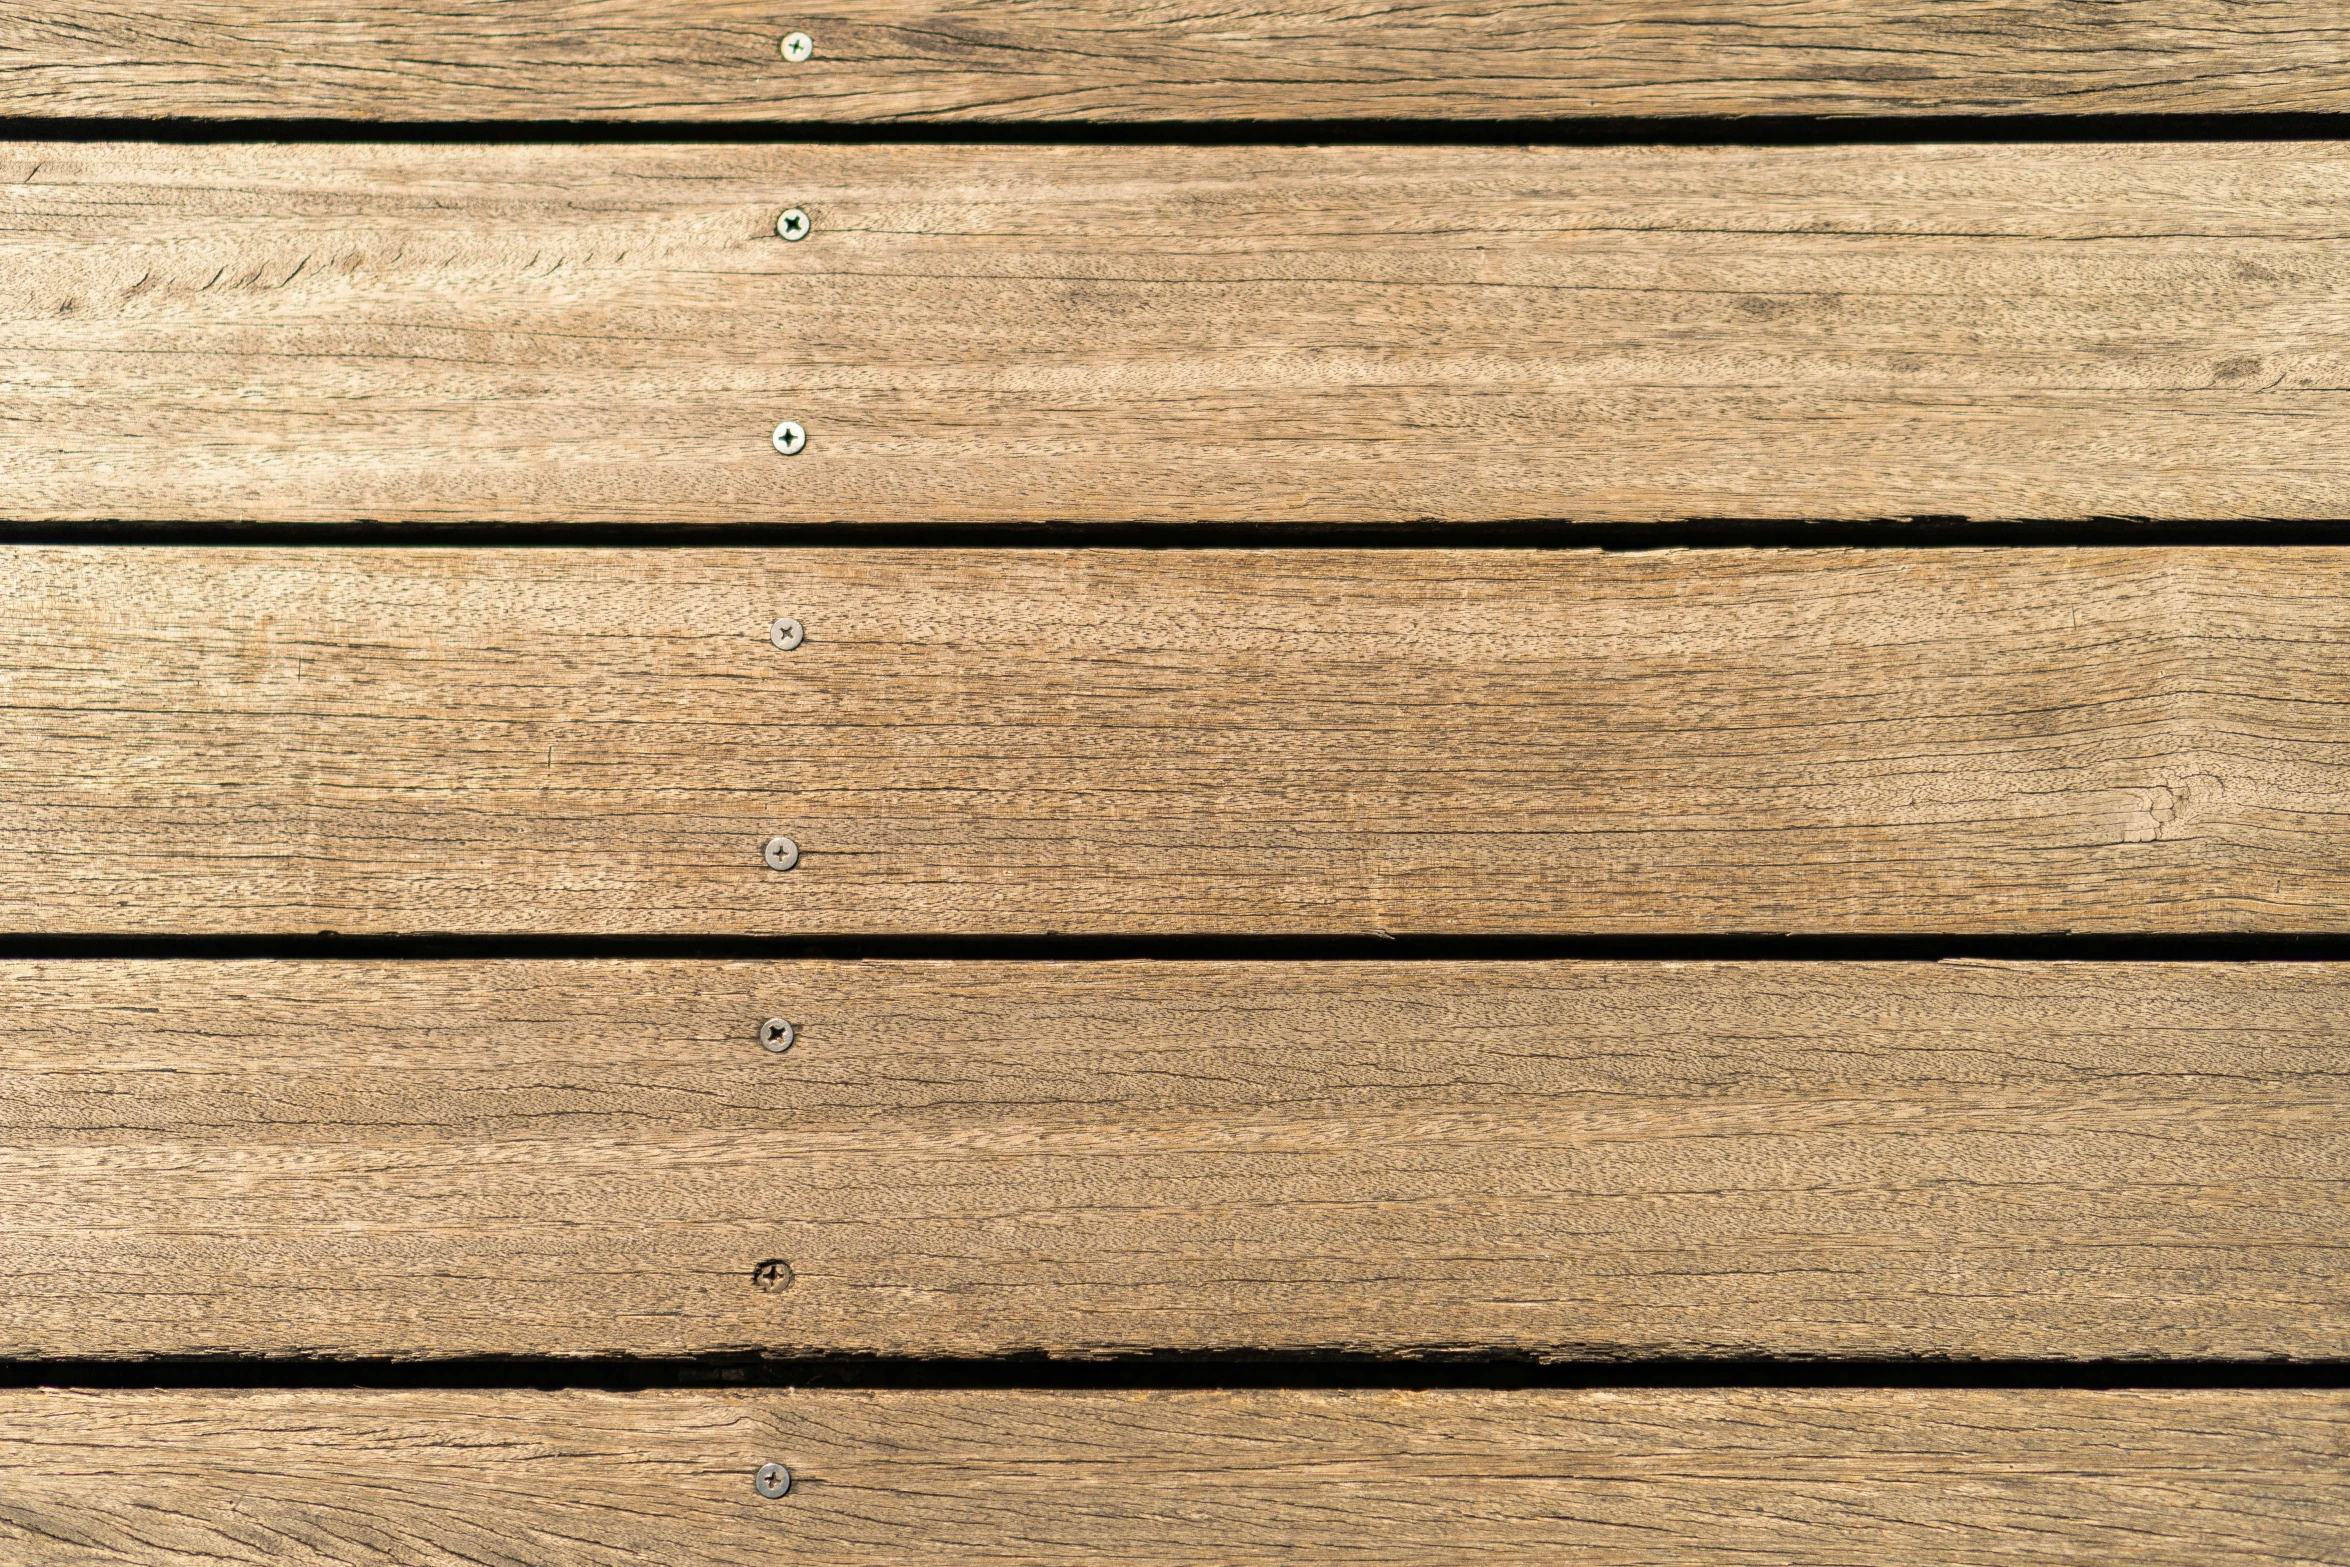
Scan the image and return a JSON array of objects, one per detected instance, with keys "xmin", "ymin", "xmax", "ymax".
[
  {"xmin": 2, "ymin": 1388, "xmax": 2344, "ymax": 1566},
  {"xmin": 7, "ymin": 142, "xmax": 2350, "ymax": 524},
  {"xmin": 8, "ymin": 3, "xmax": 2350, "ymax": 120},
  {"xmin": 4, "ymin": 547, "xmax": 2346, "ymax": 937},
  {"xmin": 3, "ymin": 960, "xmax": 2344, "ymax": 1360}
]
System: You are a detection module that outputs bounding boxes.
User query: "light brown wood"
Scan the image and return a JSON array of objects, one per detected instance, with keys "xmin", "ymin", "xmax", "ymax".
[
  {"xmin": 4, "ymin": 959, "xmax": 2344, "ymax": 1359},
  {"xmin": 4, "ymin": 1387, "xmax": 2344, "ymax": 1565},
  {"xmin": 5, "ymin": 547, "xmax": 2347, "ymax": 936},
  {"xmin": 7, "ymin": 142, "xmax": 2350, "ymax": 525},
  {"xmin": 9, "ymin": 3, "xmax": 2350, "ymax": 121}
]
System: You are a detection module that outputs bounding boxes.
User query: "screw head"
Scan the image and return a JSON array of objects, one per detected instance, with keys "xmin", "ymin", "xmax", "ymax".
[
  {"xmin": 760, "ymin": 1017, "xmax": 796, "ymax": 1053},
  {"xmin": 763, "ymin": 835, "xmax": 801, "ymax": 872},
  {"xmin": 776, "ymin": 208, "xmax": 811, "ymax": 242},
  {"xmin": 752, "ymin": 1257, "xmax": 795, "ymax": 1292},
  {"xmin": 771, "ymin": 420, "xmax": 807, "ymax": 456},
  {"xmin": 770, "ymin": 616, "xmax": 805, "ymax": 651},
  {"xmin": 779, "ymin": 31, "xmax": 813, "ymax": 62},
  {"xmin": 755, "ymin": 1462, "xmax": 793, "ymax": 1499}
]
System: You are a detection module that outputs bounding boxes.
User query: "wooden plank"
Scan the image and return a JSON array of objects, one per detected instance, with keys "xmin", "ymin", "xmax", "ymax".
[
  {"xmin": 9, "ymin": 3, "xmax": 2350, "ymax": 122},
  {"xmin": 4, "ymin": 1387, "xmax": 2344, "ymax": 1565},
  {"xmin": 6, "ymin": 141, "xmax": 2350, "ymax": 526},
  {"xmin": 4, "ymin": 959, "xmax": 2343, "ymax": 1360},
  {"xmin": 5, "ymin": 546, "xmax": 2347, "ymax": 937}
]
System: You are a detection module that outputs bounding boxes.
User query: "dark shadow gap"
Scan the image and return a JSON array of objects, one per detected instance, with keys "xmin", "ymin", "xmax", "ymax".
[
  {"xmin": 8, "ymin": 519, "xmax": 2350, "ymax": 550},
  {"xmin": 6, "ymin": 1352, "xmax": 2346, "ymax": 1393},
  {"xmin": 9, "ymin": 933, "xmax": 2350, "ymax": 963},
  {"xmin": 9, "ymin": 112, "xmax": 2350, "ymax": 146}
]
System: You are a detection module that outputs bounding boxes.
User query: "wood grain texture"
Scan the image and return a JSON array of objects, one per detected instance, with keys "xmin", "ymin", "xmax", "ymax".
[
  {"xmin": 7, "ymin": 141, "xmax": 2350, "ymax": 525},
  {"xmin": 6, "ymin": 547, "xmax": 2348, "ymax": 937},
  {"xmin": 4, "ymin": 959, "xmax": 2344, "ymax": 1359},
  {"xmin": 4, "ymin": 1387, "xmax": 2345, "ymax": 1565},
  {"xmin": 10, "ymin": 3, "xmax": 2350, "ymax": 121}
]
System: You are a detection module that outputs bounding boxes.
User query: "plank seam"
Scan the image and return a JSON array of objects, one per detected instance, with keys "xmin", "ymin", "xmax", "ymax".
[
  {"xmin": 10, "ymin": 112, "xmax": 2350, "ymax": 146},
  {"xmin": 11, "ymin": 934, "xmax": 2350, "ymax": 962},
  {"xmin": 8, "ymin": 1355, "xmax": 2348, "ymax": 1393},
  {"xmin": 9, "ymin": 522, "xmax": 2350, "ymax": 549}
]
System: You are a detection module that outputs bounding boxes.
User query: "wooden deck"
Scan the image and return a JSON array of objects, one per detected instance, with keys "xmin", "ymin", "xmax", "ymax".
[{"xmin": 2, "ymin": 6, "xmax": 2343, "ymax": 1561}]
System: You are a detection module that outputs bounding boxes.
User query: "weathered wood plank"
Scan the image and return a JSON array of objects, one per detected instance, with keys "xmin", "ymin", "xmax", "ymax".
[
  {"xmin": 4, "ymin": 547, "xmax": 2346, "ymax": 936},
  {"xmin": 5, "ymin": 142, "xmax": 2350, "ymax": 525},
  {"xmin": 9, "ymin": 3, "xmax": 2350, "ymax": 122},
  {"xmin": 3, "ymin": 1387, "xmax": 2344, "ymax": 1565},
  {"xmin": 4, "ymin": 959, "xmax": 2343, "ymax": 1359}
]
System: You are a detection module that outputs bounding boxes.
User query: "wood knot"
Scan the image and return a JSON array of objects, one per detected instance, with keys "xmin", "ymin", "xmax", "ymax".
[{"xmin": 2122, "ymin": 775, "xmax": 2220, "ymax": 844}]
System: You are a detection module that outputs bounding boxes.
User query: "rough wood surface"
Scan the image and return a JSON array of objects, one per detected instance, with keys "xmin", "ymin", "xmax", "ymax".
[
  {"xmin": 9, "ymin": 3, "xmax": 2350, "ymax": 121},
  {"xmin": 4, "ymin": 959, "xmax": 2344, "ymax": 1360},
  {"xmin": 4, "ymin": 1387, "xmax": 2345, "ymax": 1565},
  {"xmin": 7, "ymin": 141, "xmax": 2350, "ymax": 525},
  {"xmin": 5, "ymin": 547, "xmax": 2347, "ymax": 937}
]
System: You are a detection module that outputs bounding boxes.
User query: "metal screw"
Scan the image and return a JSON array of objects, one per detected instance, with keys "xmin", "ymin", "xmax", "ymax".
[
  {"xmin": 776, "ymin": 208, "xmax": 811, "ymax": 242},
  {"xmin": 755, "ymin": 1462, "xmax": 793, "ymax": 1499},
  {"xmin": 771, "ymin": 421, "xmax": 807, "ymax": 456},
  {"xmin": 752, "ymin": 1258, "xmax": 795, "ymax": 1292},
  {"xmin": 770, "ymin": 617, "xmax": 805, "ymax": 651},
  {"xmin": 763, "ymin": 835, "xmax": 801, "ymax": 872},
  {"xmin": 779, "ymin": 31, "xmax": 814, "ymax": 62},
  {"xmin": 760, "ymin": 1017, "xmax": 796, "ymax": 1053}
]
